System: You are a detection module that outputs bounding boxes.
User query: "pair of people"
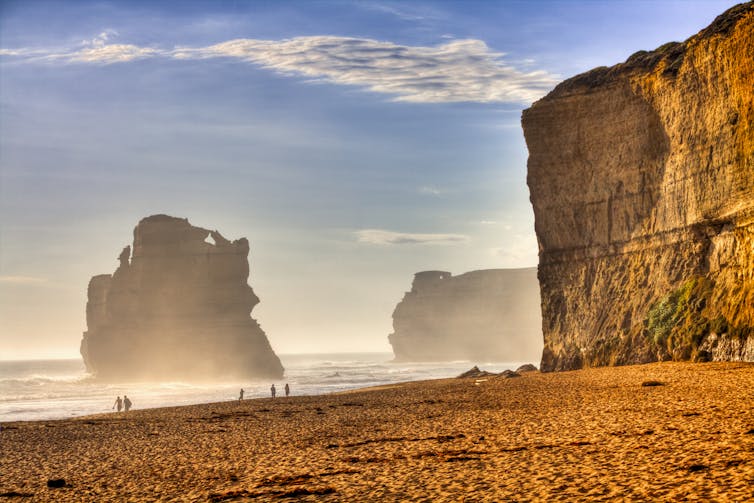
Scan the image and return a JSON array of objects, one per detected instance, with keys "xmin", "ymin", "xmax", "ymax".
[
  {"xmin": 270, "ymin": 383, "xmax": 290, "ymax": 398},
  {"xmin": 112, "ymin": 395, "xmax": 132, "ymax": 412},
  {"xmin": 238, "ymin": 383, "xmax": 290, "ymax": 400}
]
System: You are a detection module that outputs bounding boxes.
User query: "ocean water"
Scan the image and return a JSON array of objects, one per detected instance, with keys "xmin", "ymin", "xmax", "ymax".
[{"xmin": 0, "ymin": 353, "xmax": 525, "ymax": 422}]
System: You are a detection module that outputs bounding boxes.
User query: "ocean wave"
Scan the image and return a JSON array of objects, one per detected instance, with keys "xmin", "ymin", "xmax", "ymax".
[
  {"xmin": 0, "ymin": 374, "xmax": 91, "ymax": 387},
  {"xmin": 0, "ymin": 354, "xmax": 519, "ymax": 421}
]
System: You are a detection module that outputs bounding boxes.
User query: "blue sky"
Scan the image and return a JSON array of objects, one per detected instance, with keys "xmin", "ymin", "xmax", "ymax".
[{"xmin": 0, "ymin": 0, "xmax": 737, "ymax": 358}]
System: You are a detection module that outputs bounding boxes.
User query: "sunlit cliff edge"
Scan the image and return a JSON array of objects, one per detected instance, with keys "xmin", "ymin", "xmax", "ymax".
[
  {"xmin": 388, "ymin": 268, "xmax": 542, "ymax": 362},
  {"xmin": 522, "ymin": 2, "xmax": 754, "ymax": 371},
  {"xmin": 80, "ymin": 215, "xmax": 284, "ymax": 380}
]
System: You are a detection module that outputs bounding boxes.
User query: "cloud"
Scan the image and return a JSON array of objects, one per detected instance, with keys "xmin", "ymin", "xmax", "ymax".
[
  {"xmin": 0, "ymin": 275, "xmax": 48, "ymax": 284},
  {"xmin": 360, "ymin": 2, "xmax": 434, "ymax": 22},
  {"xmin": 67, "ymin": 44, "xmax": 159, "ymax": 63},
  {"xmin": 1, "ymin": 34, "xmax": 559, "ymax": 103},
  {"xmin": 0, "ymin": 48, "xmax": 55, "ymax": 58},
  {"xmin": 46, "ymin": 29, "xmax": 160, "ymax": 63},
  {"xmin": 177, "ymin": 37, "xmax": 558, "ymax": 103},
  {"xmin": 356, "ymin": 229, "xmax": 469, "ymax": 245},
  {"xmin": 418, "ymin": 186, "xmax": 444, "ymax": 196},
  {"xmin": 1, "ymin": 43, "xmax": 158, "ymax": 65},
  {"xmin": 84, "ymin": 29, "xmax": 118, "ymax": 47}
]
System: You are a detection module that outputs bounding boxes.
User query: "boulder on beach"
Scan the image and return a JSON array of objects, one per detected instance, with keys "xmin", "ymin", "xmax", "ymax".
[
  {"xmin": 457, "ymin": 366, "xmax": 497, "ymax": 379},
  {"xmin": 457, "ymin": 367, "xmax": 523, "ymax": 379},
  {"xmin": 498, "ymin": 370, "xmax": 521, "ymax": 379}
]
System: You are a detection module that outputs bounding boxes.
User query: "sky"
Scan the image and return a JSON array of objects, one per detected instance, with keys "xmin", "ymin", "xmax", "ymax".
[{"xmin": 0, "ymin": 0, "xmax": 738, "ymax": 359}]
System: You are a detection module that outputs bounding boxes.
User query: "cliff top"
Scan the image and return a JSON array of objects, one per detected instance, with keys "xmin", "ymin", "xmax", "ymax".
[
  {"xmin": 539, "ymin": 1, "xmax": 753, "ymax": 98},
  {"xmin": 414, "ymin": 267, "xmax": 537, "ymax": 278},
  {"xmin": 410, "ymin": 268, "xmax": 538, "ymax": 292}
]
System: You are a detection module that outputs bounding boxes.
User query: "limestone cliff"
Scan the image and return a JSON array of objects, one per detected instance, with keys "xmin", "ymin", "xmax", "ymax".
[
  {"xmin": 388, "ymin": 269, "xmax": 542, "ymax": 362},
  {"xmin": 80, "ymin": 215, "xmax": 284, "ymax": 380},
  {"xmin": 522, "ymin": 3, "xmax": 754, "ymax": 371}
]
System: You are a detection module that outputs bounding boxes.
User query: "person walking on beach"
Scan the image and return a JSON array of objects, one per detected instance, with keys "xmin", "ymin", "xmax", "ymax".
[
  {"xmin": 270, "ymin": 384, "xmax": 276, "ymax": 398},
  {"xmin": 113, "ymin": 396, "xmax": 123, "ymax": 412},
  {"xmin": 239, "ymin": 388, "xmax": 244, "ymax": 401},
  {"xmin": 123, "ymin": 395, "xmax": 132, "ymax": 412},
  {"xmin": 284, "ymin": 383, "xmax": 290, "ymax": 397}
]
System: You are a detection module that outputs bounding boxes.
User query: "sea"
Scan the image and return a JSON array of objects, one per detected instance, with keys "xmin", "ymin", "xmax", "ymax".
[{"xmin": 0, "ymin": 353, "xmax": 525, "ymax": 423}]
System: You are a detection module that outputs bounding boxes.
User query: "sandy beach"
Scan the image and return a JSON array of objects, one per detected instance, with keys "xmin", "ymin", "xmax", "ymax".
[{"xmin": 2, "ymin": 362, "xmax": 753, "ymax": 501}]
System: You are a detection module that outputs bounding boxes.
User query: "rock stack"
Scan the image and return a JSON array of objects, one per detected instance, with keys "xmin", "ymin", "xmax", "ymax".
[
  {"xmin": 388, "ymin": 268, "xmax": 542, "ymax": 362},
  {"xmin": 80, "ymin": 215, "xmax": 284, "ymax": 380}
]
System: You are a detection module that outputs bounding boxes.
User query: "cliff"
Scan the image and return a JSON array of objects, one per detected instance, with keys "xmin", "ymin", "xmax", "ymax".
[
  {"xmin": 388, "ymin": 268, "xmax": 542, "ymax": 362},
  {"xmin": 522, "ymin": 3, "xmax": 754, "ymax": 371},
  {"xmin": 80, "ymin": 215, "xmax": 284, "ymax": 380}
]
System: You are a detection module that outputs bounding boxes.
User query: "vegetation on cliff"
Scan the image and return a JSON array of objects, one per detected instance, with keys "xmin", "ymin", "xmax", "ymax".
[{"xmin": 646, "ymin": 277, "xmax": 753, "ymax": 362}]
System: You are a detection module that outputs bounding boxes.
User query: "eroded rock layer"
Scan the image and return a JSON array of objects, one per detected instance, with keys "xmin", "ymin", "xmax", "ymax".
[
  {"xmin": 522, "ymin": 3, "xmax": 754, "ymax": 371},
  {"xmin": 388, "ymin": 269, "xmax": 542, "ymax": 362},
  {"xmin": 80, "ymin": 215, "xmax": 284, "ymax": 380}
]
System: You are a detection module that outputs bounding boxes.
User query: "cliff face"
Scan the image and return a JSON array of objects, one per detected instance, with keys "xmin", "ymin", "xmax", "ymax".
[
  {"xmin": 80, "ymin": 215, "xmax": 284, "ymax": 380},
  {"xmin": 522, "ymin": 3, "xmax": 754, "ymax": 371},
  {"xmin": 388, "ymin": 268, "xmax": 542, "ymax": 362}
]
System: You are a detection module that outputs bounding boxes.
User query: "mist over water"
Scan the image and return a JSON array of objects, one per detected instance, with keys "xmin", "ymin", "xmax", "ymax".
[{"xmin": 0, "ymin": 353, "xmax": 527, "ymax": 422}]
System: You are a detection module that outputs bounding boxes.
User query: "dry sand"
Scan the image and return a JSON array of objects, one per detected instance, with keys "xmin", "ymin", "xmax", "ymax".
[{"xmin": 2, "ymin": 362, "xmax": 753, "ymax": 501}]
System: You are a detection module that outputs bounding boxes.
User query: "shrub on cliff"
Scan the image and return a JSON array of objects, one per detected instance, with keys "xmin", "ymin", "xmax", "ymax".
[{"xmin": 646, "ymin": 277, "xmax": 712, "ymax": 361}]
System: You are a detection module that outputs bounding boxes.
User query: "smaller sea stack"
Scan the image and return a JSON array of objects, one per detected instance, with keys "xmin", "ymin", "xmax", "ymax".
[{"xmin": 388, "ymin": 268, "xmax": 542, "ymax": 362}]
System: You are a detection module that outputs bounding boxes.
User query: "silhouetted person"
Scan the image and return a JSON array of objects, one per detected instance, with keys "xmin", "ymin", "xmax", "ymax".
[
  {"xmin": 123, "ymin": 395, "xmax": 132, "ymax": 412},
  {"xmin": 113, "ymin": 396, "xmax": 122, "ymax": 412},
  {"xmin": 284, "ymin": 383, "xmax": 290, "ymax": 397},
  {"xmin": 270, "ymin": 384, "xmax": 276, "ymax": 398},
  {"xmin": 239, "ymin": 388, "xmax": 244, "ymax": 401}
]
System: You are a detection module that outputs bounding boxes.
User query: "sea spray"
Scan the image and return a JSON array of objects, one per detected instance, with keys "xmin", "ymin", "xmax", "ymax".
[{"xmin": 0, "ymin": 353, "xmax": 525, "ymax": 422}]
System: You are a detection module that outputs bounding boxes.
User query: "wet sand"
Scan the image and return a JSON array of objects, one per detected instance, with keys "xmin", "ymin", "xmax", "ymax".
[{"xmin": 2, "ymin": 362, "xmax": 753, "ymax": 501}]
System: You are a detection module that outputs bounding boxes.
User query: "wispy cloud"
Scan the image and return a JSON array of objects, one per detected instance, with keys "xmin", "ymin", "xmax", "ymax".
[
  {"xmin": 66, "ymin": 43, "xmax": 159, "ymax": 63},
  {"xmin": 82, "ymin": 29, "xmax": 118, "ymax": 46},
  {"xmin": 68, "ymin": 31, "xmax": 158, "ymax": 63},
  {"xmin": 418, "ymin": 186, "xmax": 444, "ymax": 196},
  {"xmin": 356, "ymin": 229, "xmax": 469, "ymax": 245},
  {"xmin": 1, "ymin": 30, "xmax": 158, "ymax": 64},
  {"xmin": 360, "ymin": 2, "xmax": 435, "ymax": 22},
  {"xmin": 1, "ymin": 34, "xmax": 558, "ymax": 104}
]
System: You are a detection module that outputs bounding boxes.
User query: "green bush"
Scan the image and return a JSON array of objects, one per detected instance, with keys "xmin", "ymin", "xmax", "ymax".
[
  {"xmin": 647, "ymin": 279, "xmax": 696, "ymax": 347},
  {"xmin": 645, "ymin": 277, "xmax": 716, "ymax": 359}
]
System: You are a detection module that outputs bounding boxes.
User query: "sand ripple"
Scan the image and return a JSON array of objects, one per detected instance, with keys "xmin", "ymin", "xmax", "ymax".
[{"xmin": 2, "ymin": 362, "xmax": 753, "ymax": 501}]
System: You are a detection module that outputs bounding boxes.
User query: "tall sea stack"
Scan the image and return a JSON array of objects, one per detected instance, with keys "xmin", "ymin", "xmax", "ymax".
[
  {"xmin": 522, "ymin": 3, "xmax": 753, "ymax": 371},
  {"xmin": 80, "ymin": 215, "xmax": 284, "ymax": 380},
  {"xmin": 388, "ymin": 268, "xmax": 542, "ymax": 362}
]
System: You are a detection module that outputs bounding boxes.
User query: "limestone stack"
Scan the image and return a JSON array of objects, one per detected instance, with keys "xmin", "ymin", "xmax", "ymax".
[
  {"xmin": 80, "ymin": 215, "xmax": 284, "ymax": 380},
  {"xmin": 522, "ymin": 3, "xmax": 753, "ymax": 371},
  {"xmin": 388, "ymin": 268, "xmax": 542, "ymax": 362}
]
